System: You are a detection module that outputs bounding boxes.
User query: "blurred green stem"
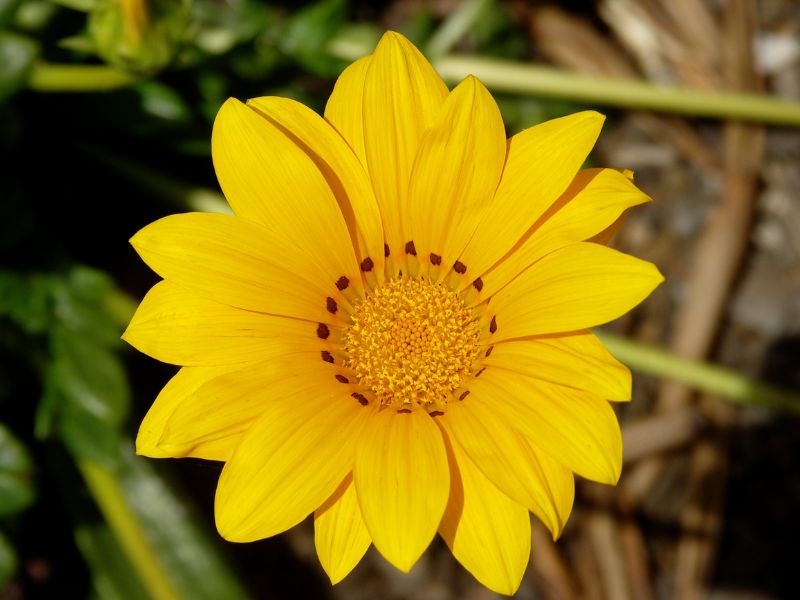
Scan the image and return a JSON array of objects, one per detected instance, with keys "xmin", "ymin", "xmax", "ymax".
[
  {"xmin": 77, "ymin": 460, "xmax": 180, "ymax": 600},
  {"xmin": 597, "ymin": 331, "xmax": 800, "ymax": 413},
  {"xmin": 28, "ymin": 63, "xmax": 135, "ymax": 92},
  {"xmin": 83, "ymin": 146, "xmax": 230, "ymax": 214},
  {"xmin": 329, "ymin": 35, "xmax": 800, "ymax": 126},
  {"xmin": 426, "ymin": 0, "xmax": 492, "ymax": 57}
]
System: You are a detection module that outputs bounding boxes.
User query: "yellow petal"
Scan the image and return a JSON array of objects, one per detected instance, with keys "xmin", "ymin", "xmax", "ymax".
[
  {"xmin": 211, "ymin": 98, "xmax": 358, "ymax": 282},
  {"xmin": 438, "ymin": 427, "xmax": 531, "ymax": 595},
  {"xmin": 474, "ymin": 168, "xmax": 650, "ymax": 298},
  {"xmin": 159, "ymin": 359, "xmax": 330, "ymax": 460},
  {"xmin": 247, "ymin": 96, "xmax": 385, "ymax": 278},
  {"xmin": 487, "ymin": 332, "xmax": 631, "ymax": 401},
  {"xmin": 136, "ymin": 365, "xmax": 241, "ymax": 461},
  {"xmin": 439, "ymin": 401, "xmax": 574, "ymax": 537},
  {"xmin": 215, "ymin": 376, "xmax": 374, "ymax": 542},
  {"xmin": 487, "ymin": 242, "xmax": 664, "ymax": 340},
  {"xmin": 457, "ymin": 111, "xmax": 605, "ymax": 284},
  {"xmin": 354, "ymin": 408, "xmax": 449, "ymax": 572},
  {"xmin": 130, "ymin": 212, "xmax": 350, "ymax": 323},
  {"xmin": 314, "ymin": 474, "xmax": 371, "ymax": 584},
  {"xmin": 361, "ymin": 31, "xmax": 448, "ymax": 259},
  {"xmin": 325, "ymin": 55, "xmax": 370, "ymax": 166},
  {"xmin": 469, "ymin": 369, "xmax": 623, "ymax": 484},
  {"xmin": 123, "ymin": 280, "xmax": 325, "ymax": 366},
  {"xmin": 407, "ymin": 76, "xmax": 505, "ymax": 272}
]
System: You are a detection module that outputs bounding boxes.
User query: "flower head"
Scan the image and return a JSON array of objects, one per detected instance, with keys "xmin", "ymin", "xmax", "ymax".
[{"xmin": 124, "ymin": 31, "xmax": 662, "ymax": 594}]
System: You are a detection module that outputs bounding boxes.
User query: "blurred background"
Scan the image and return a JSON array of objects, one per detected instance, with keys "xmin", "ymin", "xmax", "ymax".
[{"xmin": 1, "ymin": 0, "xmax": 799, "ymax": 598}]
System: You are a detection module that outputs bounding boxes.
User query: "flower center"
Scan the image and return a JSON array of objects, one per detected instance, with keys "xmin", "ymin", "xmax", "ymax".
[{"xmin": 344, "ymin": 277, "xmax": 480, "ymax": 411}]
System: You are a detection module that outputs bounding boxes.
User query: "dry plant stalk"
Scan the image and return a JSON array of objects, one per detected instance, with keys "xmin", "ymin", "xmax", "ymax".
[
  {"xmin": 673, "ymin": 2, "xmax": 764, "ymax": 598},
  {"xmin": 622, "ymin": 408, "xmax": 705, "ymax": 463},
  {"xmin": 529, "ymin": 521, "xmax": 580, "ymax": 600}
]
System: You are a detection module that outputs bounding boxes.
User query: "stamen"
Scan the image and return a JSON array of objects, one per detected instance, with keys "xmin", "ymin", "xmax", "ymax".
[{"xmin": 344, "ymin": 277, "xmax": 480, "ymax": 412}]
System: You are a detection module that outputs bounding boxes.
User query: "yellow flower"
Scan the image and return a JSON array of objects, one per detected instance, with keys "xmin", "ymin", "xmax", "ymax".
[{"xmin": 124, "ymin": 31, "xmax": 662, "ymax": 595}]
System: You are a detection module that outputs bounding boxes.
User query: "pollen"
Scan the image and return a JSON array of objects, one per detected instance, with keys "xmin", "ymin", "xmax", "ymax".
[{"xmin": 344, "ymin": 277, "xmax": 481, "ymax": 411}]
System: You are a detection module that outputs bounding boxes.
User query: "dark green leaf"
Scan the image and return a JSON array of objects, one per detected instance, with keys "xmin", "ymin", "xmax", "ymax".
[
  {"xmin": 74, "ymin": 522, "xmax": 153, "ymax": 600},
  {"xmin": 0, "ymin": 32, "xmax": 38, "ymax": 102},
  {"xmin": 52, "ymin": 267, "xmax": 123, "ymax": 347},
  {"xmin": 0, "ymin": 272, "xmax": 53, "ymax": 335},
  {"xmin": 120, "ymin": 449, "xmax": 251, "ymax": 600},
  {"xmin": 281, "ymin": 0, "xmax": 348, "ymax": 77},
  {"xmin": 0, "ymin": 0, "xmax": 23, "ymax": 28},
  {"xmin": 46, "ymin": 327, "xmax": 130, "ymax": 466},
  {"xmin": 0, "ymin": 422, "xmax": 34, "ymax": 517},
  {"xmin": 0, "ymin": 531, "xmax": 16, "ymax": 589}
]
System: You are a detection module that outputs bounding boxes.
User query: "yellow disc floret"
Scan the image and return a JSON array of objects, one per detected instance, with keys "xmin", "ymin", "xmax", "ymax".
[{"xmin": 344, "ymin": 277, "xmax": 480, "ymax": 411}]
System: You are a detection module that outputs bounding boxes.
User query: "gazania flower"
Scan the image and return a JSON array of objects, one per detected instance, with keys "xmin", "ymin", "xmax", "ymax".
[{"xmin": 125, "ymin": 31, "xmax": 662, "ymax": 595}]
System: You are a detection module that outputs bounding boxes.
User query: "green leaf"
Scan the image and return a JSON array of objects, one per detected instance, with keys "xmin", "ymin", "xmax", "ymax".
[
  {"xmin": 0, "ymin": 531, "xmax": 17, "ymax": 589},
  {"xmin": 53, "ymin": 267, "xmax": 123, "ymax": 347},
  {"xmin": 281, "ymin": 0, "xmax": 348, "ymax": 77},
  {"xmin": 0, "ymin": 0, "xmax": 23, "ymax": 27},
  {"xmin": 0, "ymin": 32, "xmax": 37, "ymax": 102},
  {"xmin": 74, "ymin": 522, "xmax": 152, "ymax": 600},
  {"xmin": 0, "ymin": 272, "xmax": 53, "ymax": 334},
  {"xmin": 0, "ymin": 422, "xmax": 35, "ymax": 517},
  {"xmin": 120, "ymin": 450, "xmax": 251, "ymax": 600},
  {"xmin": 51, "ymin": 0, "xmax": 98, "ymax": 11},
  {"xmin": 47, "ymin": 327, "xmax": 130, "ymax": 466},
  {"xmin": 134, "ymin": 81, "xmax": 190, "ymax": 124}
]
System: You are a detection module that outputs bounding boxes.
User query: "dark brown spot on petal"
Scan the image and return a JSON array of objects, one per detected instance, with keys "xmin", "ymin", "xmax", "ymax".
[
  {"xmin": 360, "ymin": 257, "xmax": 374, "ymax": 272},
  {"xmin": 397, "ymin": 408, "xmax": 412, "ymax": 414},
  {"xmin": 326, "ymin": 297, "xmax": 338, "ymax": 314},
  {"xmin": 405, "ymin": 241, "xmax": 417, "ymax": 256},
  {"xmin": 454, "ymin": 261, "xmax": 467, "ymax": 274},
  {"xmin": 321, "ymin": 350, "xmax": 334, "ymax": 363},
  {"xmin": 489, "ymin": 315, "xmax": 497, "ymax": 334},
  {"xmin": 316, "ymin": 323, "xmax": 330, "ymax": 339},
  {"xmin": 429, "ymin": 253, "xmax": 442, "ymax": 266},
  {"xmin": 335, "ymin": 276, "xmax": 349, "ymax": 290},
  {"xmin": 351, "ymin": 392, "xmax": 369, "ymax": 406},
  {"xmin": 384, "ymin": 243, "xmax": 390, "ymax": 257},
  {"xmin": 472, "ymin": 277, "xmax": 484, "ymax": 292},
  {"xmin": 485, "ymin": 346, "xmax": 494, "ymax": 357},
  {"xmin": 429, "ymin": 410, "xmax": 444, "ymax": 417},
  {"xmin": 475, "ymin": 367, "xmax": 486, "ymax": 377},
  {"xmin": 335, "ymin": 374, "xmax": 349, "ymax": 384},
  {"xmin": 458, "ymin": 390, "xmax": 470, "ymax": 400}
]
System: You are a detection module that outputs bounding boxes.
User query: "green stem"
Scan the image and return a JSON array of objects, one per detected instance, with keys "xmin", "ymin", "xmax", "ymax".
[
  {"xmin": 328, "ymin": 37, "xmax": 800, "ymax": 126},
  {"xmin": 28, "ymin": 63, "xmax": 136, "ymax": 92},
  {"xmin": 596, "ymin": 331, "xmax": 800, "ymax": 413},
  {"xmin": 425, "ymin": 0, "xmax": 493, "ymax": 57},
  {"xmin": 433, "ymin": 56, "xmax": 800, "ymax": 126},
  {"xmin": 77, "ymin": 460, "xmax": 181, "ymax": 600},
  {"xmin": 82, "ymin": 146, "xmax": 230, "ymax": 214}
]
